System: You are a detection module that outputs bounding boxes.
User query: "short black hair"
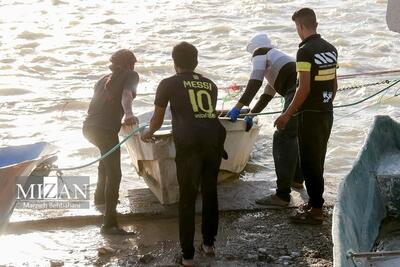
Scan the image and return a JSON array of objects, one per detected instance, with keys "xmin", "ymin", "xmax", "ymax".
[
  {"xmin": 172, "ymin": 42, "xmax": 198, "ymax": 70},
  {"xmin": 292, "ymin": 8, "xmax": 317, "ymax": 29}
]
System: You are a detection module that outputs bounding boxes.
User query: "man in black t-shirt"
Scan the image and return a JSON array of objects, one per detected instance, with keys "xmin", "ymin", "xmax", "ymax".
[
  {"xmin": 83, "ymin": 49, "xmax": 139, "ymax": 235},
  {"xmin": 142, "ymin": 42, "xmax": 226, "ymax": 266},
  {"xmin": 275, "ymin": 8, "xmax": 338, "ymax": 225}
]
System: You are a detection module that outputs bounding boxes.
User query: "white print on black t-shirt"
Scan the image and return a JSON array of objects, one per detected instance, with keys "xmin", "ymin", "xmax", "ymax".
[
  {"xmin": 314, "ymin": 52, "xmax": 337, "ymax": 65},
  {"xmin": 323, "ymin": 91, "xmax": 333, "ymax": 103}
]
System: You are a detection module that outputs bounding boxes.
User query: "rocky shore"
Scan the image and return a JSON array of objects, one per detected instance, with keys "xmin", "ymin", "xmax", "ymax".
[{"xmin": 93, "ymin": 208, "xmax": 334, "ymax": 266}]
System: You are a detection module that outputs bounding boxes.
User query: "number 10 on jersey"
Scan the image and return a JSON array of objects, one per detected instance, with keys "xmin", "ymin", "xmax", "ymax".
[{"xmin": 188, "ymin": 89, "xmax": 214, "ymax": 113}]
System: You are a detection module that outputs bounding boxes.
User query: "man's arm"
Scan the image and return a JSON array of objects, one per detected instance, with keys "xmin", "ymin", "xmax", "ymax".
[
  {"xmin": 122, "ymin": 72, "xmax": 139, "ymax": 125},
  {"xmin": 141, "ymin": 106, "xmax": 166, "ymax": 142},
  {"xmin": 250, "ymin": 84, "xmax": 275, "ymax": 113},
  {"xmin": 274, "ymin": 71, "xmax": 310, "ymax": 129},
  {"xmin": 121, "ymin": 89, "xmax": 138, "ymax": 125},
  {"xmin": 235, "ymin": 79, "xmax": 263, "ymax": 110},
  {"xmin": 227, "ymin": 52, "xmax": 266, "ymax": 121}
]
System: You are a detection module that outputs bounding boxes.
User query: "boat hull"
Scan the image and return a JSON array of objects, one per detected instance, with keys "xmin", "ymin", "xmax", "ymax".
[
  {"xmin": 0, "ymin": 142, "xmax": 58, "ymax": 231},
  {"xmin": 333, "ymin": 116, "xmax": 400, "ymax": 267},
  {"xmin": 121, "ymin": 117, "xmax": 261, "ymax": 204}
]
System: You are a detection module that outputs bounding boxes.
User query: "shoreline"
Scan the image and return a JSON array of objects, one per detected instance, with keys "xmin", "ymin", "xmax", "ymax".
[{"xmin": 2, "ymin": 208, "xmax": 334, "ymax": 266}]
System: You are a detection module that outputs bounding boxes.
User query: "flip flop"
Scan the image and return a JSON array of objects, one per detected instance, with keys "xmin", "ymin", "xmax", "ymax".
[
  {"xmin": 255, "ymin": 195, "xmax": 290, "ymax": 209},
  {"xmin": 289, "ymin": 211, "xmax": 323, "ymax": 225},
  {"xmin": 176, "ymin": 255, "xmax": 195, "ymax": 267},
  {"xmin": 198, "ymin": 244, "xmax": 215, "ymax": 257}
]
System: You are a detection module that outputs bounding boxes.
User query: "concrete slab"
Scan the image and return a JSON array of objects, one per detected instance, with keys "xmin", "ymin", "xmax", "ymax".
[
  {"xmin": 125, "ymin": 179, "xmax": 336, "ymax": 217},
  {"xmin": 6, "ymin": 177, "xmax": 339, "ymax": 233}
]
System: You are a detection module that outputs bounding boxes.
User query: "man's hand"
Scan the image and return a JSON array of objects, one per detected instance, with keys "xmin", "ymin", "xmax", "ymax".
[
  {"xmin": 123, "ymin": 115, "xmax": 139, "ymax": 126},
  {"xmin": 274, "ymin": 112, "xmax": 291, "ymax": 130},
  {"xmin": 227, "ymin": 107, "xmax": 241, "ymax": 122},
  {"xmin": 141, "ymin": 130, "xmax": 155, "ymax": 143}
]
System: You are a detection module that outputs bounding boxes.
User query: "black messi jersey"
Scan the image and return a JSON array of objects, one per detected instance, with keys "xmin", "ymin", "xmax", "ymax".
[
  {"xmin": 296, "ymin": 34, "xmax": 338, "ymax": 112},
  {"xmin": 154, "ymin": 72, "xmax": 225, "ymax": 146}
]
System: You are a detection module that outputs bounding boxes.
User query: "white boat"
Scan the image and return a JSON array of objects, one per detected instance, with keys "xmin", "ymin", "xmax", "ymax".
[
  {"xmin": 120, "ymin": 111, "xmax": 261, "ymax": 204},
  {"xmin": 0, "ymin": 142, "xmax": 58, "ymax": 231},
  {"xmin": 333, "ymin": 116, "xmax": 400, "ymax": 267}
]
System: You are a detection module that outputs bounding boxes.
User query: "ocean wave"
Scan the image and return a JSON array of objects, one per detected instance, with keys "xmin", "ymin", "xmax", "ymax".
[
  {"xmin": 31, "ymin": 56, "xmax": 64, "ymax": 64},
  {"xmin": 0, "ymin": 88, "xmax": 32, "ymax": 96},
  {"xmin": 16, "ymin": 42, "xmax": 40, "ymax": 49},
  {"xmin": 18, "ymin": 65, "xmax": 54, "ymax": 74},
  {"xmin": 52, "ymin": 0, "xmax": 67, "ymax": 5},
  {"xmin": 18, "ymin": 48, "xmax": 35, "ymax": 56},
  {"xmin": 0, "ymin": 123, "xmax": 16, "ymax": 129},
  {"xmin": 0, "ymin": 65, "xmax": 12, "ymax": 70},
  {"xmin": 17, "ymin": 31, "xmax": 51, "ymax": 40},
  {"xmin": 95, "ymin": 19, "xmax": 123, "ymax": 25},
  {"xmin": 0, "ymin": 58, "xmax": 16, "ymax": 64}
]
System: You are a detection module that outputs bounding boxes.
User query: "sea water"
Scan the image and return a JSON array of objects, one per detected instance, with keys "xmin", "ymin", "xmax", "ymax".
[{"xmin": 0, "ymin": 0, "xmax": 400, "ymax": 265}]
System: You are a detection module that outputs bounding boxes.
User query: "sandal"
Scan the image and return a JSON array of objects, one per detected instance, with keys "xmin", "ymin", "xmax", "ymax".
[
  {"xmin": 255, "ymin": 194, "xmax": 290, "ymax": 208},
  {"xmin": 176, "ymin": 255, "xmax": 195, "ymax": 267},
  {"xmin": 199, "ymin": 243, "xmax": 215, "ymax": 257},
  {"xmin": 289, "ymin": 210, "xmax": 323, "ymax": 225}
]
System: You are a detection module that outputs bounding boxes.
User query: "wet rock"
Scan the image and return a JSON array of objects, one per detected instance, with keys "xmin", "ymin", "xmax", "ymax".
[
  {"xmin": 290, "ymin": 251, "xmax": 300, "ymax": 258},
  {"xmin": 257, "ymin": 248, "xmax": 267, "ymax": 254},
  {"xmin": 247, "ymin": 254, "xmax": 258, "ymax": 261},
  {"xmin": 310, "ymin": 250, "xmax": 322, "ymax": 258},
  {"xmin": 93, "ymin": 258, "xmax": 106, "ymax": 266},
  {"xmin": 224, "ymin": 254, "xmax": 236, "ymax": 261},
  {"xmin": 49, "ymin": 260, "xmax": 64, "ymax": 267},
  {"xmin": 279, "ymin": 255, "xmax": 293, "ymax": 262},
  {"xmin": 257, "ymin": 253, "xmax": 274, "ymax": 262},
  {"xmin": 97, "ymin": 246, "xmax": 116, "ymax": 256},
  {"xmin": 277, "ymin": 244, "xmax": 286, "ymax": 250},
  {"xmin": 138, "ymin": 253, "xmax": 155, "ymax": 264}
]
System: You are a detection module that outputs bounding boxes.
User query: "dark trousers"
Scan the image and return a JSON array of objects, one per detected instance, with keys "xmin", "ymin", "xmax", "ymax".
[
  {"xmin": 175, "ymin": 143, "xmax": 222, "ymax": 259},
  {"xmin": 83, "ymin": 126, "xmax": 121, "ymax": 226},
  {"xmin": 274, "ymin": 89, "xmax": 303, "ymax": 201},
  {"xmin": 297, "ymin": 111, "xmax": 333, "ymax": 208}
]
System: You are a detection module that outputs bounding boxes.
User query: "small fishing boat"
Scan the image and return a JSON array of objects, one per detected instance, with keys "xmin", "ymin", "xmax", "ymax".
[
  {"xmin": 333, "ymin": 115, "xmax": 400, "ymax": 267},
  {"xmin": 0, "ymin": 142, "xmax": 58, "ymax": 231},
  {"xmin": 121, "ymin": 110, "xmax": 261, "ymax": 204},
  {"xmin": 387, "ymin": 0, "xmax": 400, "ymax": 33}
]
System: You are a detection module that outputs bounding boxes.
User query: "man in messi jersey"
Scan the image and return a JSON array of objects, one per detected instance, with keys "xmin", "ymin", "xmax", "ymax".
[
  {"xmin": 275, "ymin": 8, "xmax": 338, "ymax": 225},
  {"xmin": 227, "ymin": 33, "xmax": 304, "ymax": 208},
  {"xmin": 142, "ymin": 42, "xmax": 226, "ymax": 266}
]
